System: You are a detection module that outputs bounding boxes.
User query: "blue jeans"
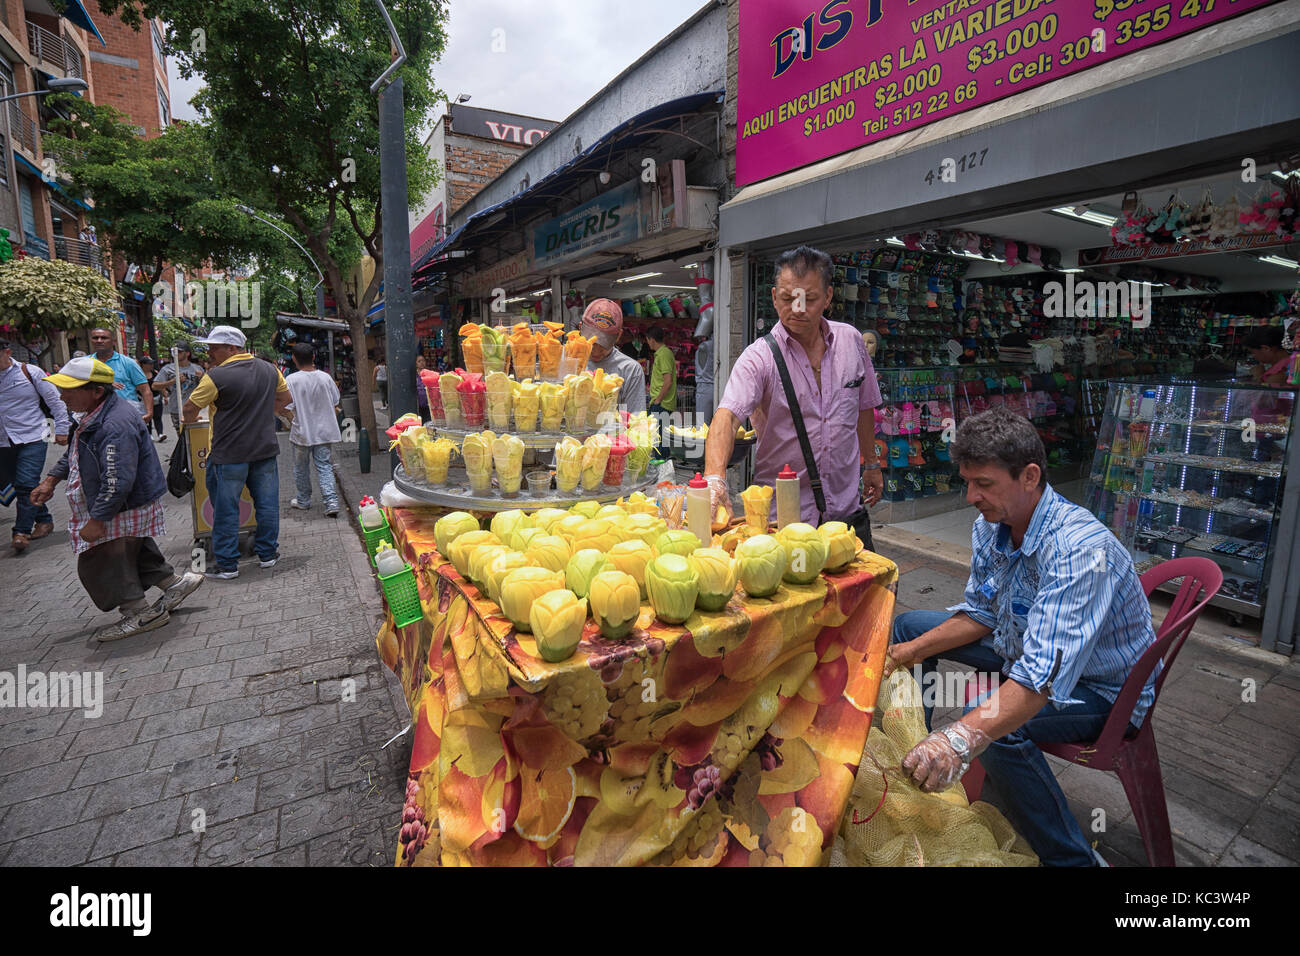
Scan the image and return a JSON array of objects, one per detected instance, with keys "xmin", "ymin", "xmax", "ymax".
[
  {"xmin": 208, "ymin": 456, "xmax": 279, "ymax": 570},
  {"xmin": 292, "ymin": 442, "xmax": 337, "ymax": 510},
  {"xmin": 0, "ymin": 441, "xmax": 53, "ymax": 534},
  {"xmin": 892, "ymin": 609, "xmax": 1107, "ymax": 867}
]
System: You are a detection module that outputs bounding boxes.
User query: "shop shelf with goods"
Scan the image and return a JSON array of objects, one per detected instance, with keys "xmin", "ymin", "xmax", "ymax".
[{"xmin": 1086, "ymin": 378, "xmax": 1295, "ymax": 622}]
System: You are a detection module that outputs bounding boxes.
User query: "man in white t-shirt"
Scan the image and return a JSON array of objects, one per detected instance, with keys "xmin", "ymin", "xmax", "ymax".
[{"xmin": 285, "ymin": 343, "xmax": 342, "ymax": 516}]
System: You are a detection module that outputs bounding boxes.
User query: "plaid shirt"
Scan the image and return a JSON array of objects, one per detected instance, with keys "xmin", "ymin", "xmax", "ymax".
[{"xmin": 66, "ymin": 401, "xmax": 165, "ymax": 554}]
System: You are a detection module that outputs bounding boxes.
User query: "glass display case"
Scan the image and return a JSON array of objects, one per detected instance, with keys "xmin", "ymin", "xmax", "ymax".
[{"xmin": 1087, "ymin": 379, "xmax": 1295, "ymax": 620}]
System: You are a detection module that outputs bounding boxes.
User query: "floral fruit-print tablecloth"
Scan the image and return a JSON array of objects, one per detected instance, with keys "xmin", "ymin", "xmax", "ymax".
[{"xmin": 376, "ymin": 507, "xmax": 897, "ymax": 866}]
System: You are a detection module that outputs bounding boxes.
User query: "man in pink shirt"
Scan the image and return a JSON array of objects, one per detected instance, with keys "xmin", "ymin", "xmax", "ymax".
[{"xmin": 703, "ymin": 245, "xmax": 883, "ymax": 546}]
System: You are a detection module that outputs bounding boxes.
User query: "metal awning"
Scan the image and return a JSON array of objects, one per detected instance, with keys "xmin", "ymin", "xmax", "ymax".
[
  {"xmin": 414, "ymin": 89, "xmax": 723, "ymax": 277},
  {"xmin": 14, "ymin": 152, "xmax": 93, "ymax": 211},
  {"xmin": 61, "ymin": 0, "xmax": 106, "ymax": 47}
]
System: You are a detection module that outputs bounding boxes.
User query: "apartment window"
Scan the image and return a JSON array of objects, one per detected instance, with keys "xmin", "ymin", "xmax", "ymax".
[
  {"xmin": 0, "ymin": 60, "xmax": 14, "ymax": 100},
  {"xmin": 151, "ymin": 21, "xmax": 166, "ymax": 65},
  {"xmin": 157, "ymin": 83, "xmax": 170, "ymax": 129}
]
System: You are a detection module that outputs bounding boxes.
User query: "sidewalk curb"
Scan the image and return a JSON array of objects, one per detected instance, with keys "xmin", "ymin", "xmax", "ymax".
[{"xmin": 872, "ymin": 525, "xmax": 971, "ymax": 576}]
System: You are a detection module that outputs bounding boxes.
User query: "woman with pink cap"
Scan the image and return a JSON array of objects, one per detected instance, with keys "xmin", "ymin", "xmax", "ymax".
[{"xmin": 579, "ymin": 298, "xmax": 647, "ymax": 416}]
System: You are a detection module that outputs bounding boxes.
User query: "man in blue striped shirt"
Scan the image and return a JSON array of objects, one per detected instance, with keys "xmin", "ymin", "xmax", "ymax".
[{"xmin": 888, "ymin": 408, "xmax": 1157, "ymax": 866}]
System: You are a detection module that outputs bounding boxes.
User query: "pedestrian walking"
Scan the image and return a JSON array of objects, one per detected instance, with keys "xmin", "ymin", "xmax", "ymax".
[
  {"xmin": 285, "ymin": 342, "xmax": 341, "ymax": 517},
  {"xmin": 88, "ymin": 327, "xmax": 153, "ymax": 423},
  {"xmin": 183, "ymin": 325, "xmax": 294, "ymax": 580},
  {"xmin": 154, "ymin": 341, "xmax": 203, "ymax": 437},
  {"xmin": 29, "ymin": 356, "xmax": 203, "ymax": 641},
  {"xmin": 372, "ymin": 356, "xmax": 388, "ymax": 409},
  {"xmin": 416, "ymin": 355, "xmax": 430, "ymax": 424},
  {"xmin": 0, "ymin": 337, "xmax": 72, "ymax": 552},
  {"xmin": 139, "ymin": 356, "xmax": 168, "ymax": 443}
]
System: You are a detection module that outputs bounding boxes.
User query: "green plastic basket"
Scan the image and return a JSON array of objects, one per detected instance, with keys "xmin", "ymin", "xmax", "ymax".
[
  {"xmin": 361, "ymin": 514, "xmax": 392, "ymax": 561},
  {"xmin": 377, "ymin": 562, "xmax": 423, "ymax": 628}
]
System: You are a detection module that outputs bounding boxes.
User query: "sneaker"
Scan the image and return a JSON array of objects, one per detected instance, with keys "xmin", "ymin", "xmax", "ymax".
[
  {"xmin": 155, "ymin": 571, "xmax": 204, "ymax": 613},
  {"xmin": 156, "ymin": 434, "xmax": 169, "ymax": 443},
  {"xmin": 97, "ymin": 606, "xmax": 170, "ymax": 642},
  {"xmin": 290, "ymin": 498, "xmax": 311, "ymax": 510},
  {"xmin": 259, "ymin": 554, "xmax": 280, "ymax": 569},
  {"xmin": 324, "ymin": 504, "xmax": 339, "ymax": 518},
  {"xmin": 205, "ymin": 567, "xmax": 239, "ymax": 580}
]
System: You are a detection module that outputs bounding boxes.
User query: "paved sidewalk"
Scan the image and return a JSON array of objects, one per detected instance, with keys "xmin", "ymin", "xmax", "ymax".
[
  {"xmin": 0, "ymin": 422, "xmax": 410, "ymax": 866},
  {"xmin": 876, "ymin": 523, "xmax": 1300, "ymax": 867}
]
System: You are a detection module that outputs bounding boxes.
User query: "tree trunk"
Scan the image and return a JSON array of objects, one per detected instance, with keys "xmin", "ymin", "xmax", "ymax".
[{"xmin": 339, "ymin": 304, "xmax": 379, "ymax": 453}]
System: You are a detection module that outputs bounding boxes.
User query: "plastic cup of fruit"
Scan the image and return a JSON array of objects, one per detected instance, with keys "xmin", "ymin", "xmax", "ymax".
[
  {"xmin": 488, "ymin": 406, "xmax": 511, "ymax": 431},
  {"xmin": 527, "ymin": 471, "xmax": 551, "ymax": 496},
  {"xmin": 425, "ymin": 386, "xmax": 445, "ymax": 424},
  {"xmin": 461, "ymin": 391, "xmax": 486, "ymax": 427},
  {"xmin": 558, "ymin": 355, "xmax": 583, "ymax": 379},
  {"xmin": 602, "ymin": 446, "xmax": 630, "ymax": 487},
  {"xmin": 466, "ymin": 468, "xmax": 492, "ymax": 496},
  {"xmin": 555, "ymin": 465, "xmax": 580, "ymax": 495}
]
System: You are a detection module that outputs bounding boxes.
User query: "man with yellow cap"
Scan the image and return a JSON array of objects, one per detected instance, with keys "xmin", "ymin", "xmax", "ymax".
[
  {"xmin": 580, "ymin": 298, "xmax": 646, "ymax": 416},
  {"xmin": 30, "ymin": 356, "xmax": 203, "ymax": 641}
]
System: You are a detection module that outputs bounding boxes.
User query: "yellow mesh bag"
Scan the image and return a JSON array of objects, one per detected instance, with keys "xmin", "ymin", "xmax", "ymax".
[{"xmin": 832, "ymin": 669, "xmax": 1038, "ymax": 867}]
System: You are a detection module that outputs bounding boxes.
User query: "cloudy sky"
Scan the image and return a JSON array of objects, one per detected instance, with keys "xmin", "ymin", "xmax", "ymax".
[{"xmin": 169, "ymin": 0, "xmax": 710, "ymax": 127}]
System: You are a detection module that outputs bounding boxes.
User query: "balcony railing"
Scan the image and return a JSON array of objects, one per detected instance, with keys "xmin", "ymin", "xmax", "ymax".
[
  {"xmin": 8, "ymin": 101, "xmax": 36, "ymax": 154},
  {"xmin": 53, "ymin": 236, "xmax": 106, "ymax": 274},
  {"xmin": 26, "ymin": 21, "xmax": 84, "ymax": 79}
]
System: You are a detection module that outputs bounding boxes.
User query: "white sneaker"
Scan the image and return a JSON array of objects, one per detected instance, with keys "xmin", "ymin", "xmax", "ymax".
[
  {"xmin": 155, "ymin": 571, "xmax": 203, "ymax": 613},
  {"xmin": 259, "ymin": 555, "xmax": 280, "ymax": 569},
  {"xmin": 290, "ymin": 498, "xmax": 311, "ymax": 510},
  {"xmin": 205, "ymin": 567, "xmax": 239, "ymax": 580},
  {"xmin": 97, "ymin": 606, "xmax": 170, "ymax": 642}
]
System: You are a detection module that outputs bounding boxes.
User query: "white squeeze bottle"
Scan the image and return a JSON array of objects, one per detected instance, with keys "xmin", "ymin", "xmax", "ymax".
[
  {"xmin": 686, "ymin": 473, "xmax": 712, "ymax": 547},
  {"xmin": 775, "ymin": 464, "xmax": 801, "ymax": 530},
  {"xmin": 375, "ymin": 541, "xmax": 405, "ymax": 577},
  {"xmin": 359, "ymin": 496, "xmax": 384, "ymax": 529}
]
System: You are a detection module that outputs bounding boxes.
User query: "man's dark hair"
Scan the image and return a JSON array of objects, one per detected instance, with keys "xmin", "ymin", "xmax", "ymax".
[
  {"xmin": 646, "ymin": 326, "xmax": 666, "ymax": 344},
  {"xmin": 0, "ymin": 338, "xmax": 10, "ymax": 350},
  {"xmin": 174, "ymin": 340, "xmax": 191, "ymax": 355},
  {"xmin": 292, "ymin": 343, "xmax": 315, "ymax": 366},
  {"xmin": 951, "ymin": 408, "xmax": 1047, "ymax": 488},
  {"xmin": 774, "ymin": 245, "xmax": 834, "ymax": 290},
  {"xmin": 139, "ymin": 356, "xmax": 154, "ymax": 366},
  {"xmin": 1244, "ymin": 326, "xmax": 1284, "ymax": 350}
]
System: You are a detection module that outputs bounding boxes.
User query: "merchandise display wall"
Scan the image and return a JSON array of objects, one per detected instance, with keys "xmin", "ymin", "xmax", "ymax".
[{"xmin": 1087, "ymin": 379, "xmax": 1295, "ymax": 622}]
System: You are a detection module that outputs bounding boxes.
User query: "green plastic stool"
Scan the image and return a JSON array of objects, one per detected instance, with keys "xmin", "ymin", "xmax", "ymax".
[{"xmin": 378, "ymin": 562, "xmax": 423, "ymax": 628}]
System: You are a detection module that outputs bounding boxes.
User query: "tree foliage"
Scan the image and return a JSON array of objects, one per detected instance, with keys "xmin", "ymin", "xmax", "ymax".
[
  {"xmin": 94, "ymin": 0, "xmax": 449, "ymax": 448},
  {"xmin": 0, "ymin": 257, "xmax": 121, "ymax": 339}
]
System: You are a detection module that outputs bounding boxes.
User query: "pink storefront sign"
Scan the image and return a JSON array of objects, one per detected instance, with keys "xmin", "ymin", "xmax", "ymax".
[{"xmin": 736, "ymin": 0, "xmax": 1283, "ymax": 187}]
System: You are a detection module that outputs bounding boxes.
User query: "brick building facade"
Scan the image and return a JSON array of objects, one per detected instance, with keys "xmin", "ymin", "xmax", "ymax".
[{"xmin": 0, "ymin": 1, "xmax": 171, "ymax": 362}]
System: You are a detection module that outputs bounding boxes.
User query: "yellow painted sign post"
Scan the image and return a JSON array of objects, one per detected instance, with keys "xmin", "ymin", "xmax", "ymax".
[{"xmin": 185, "ymin": 421, "xmax": 257, "ymax": 544}]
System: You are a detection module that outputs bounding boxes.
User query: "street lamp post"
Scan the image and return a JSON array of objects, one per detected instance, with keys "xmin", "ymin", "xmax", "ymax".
[
  {"xmin": 234, "ymin": 204, "xmax": 326, "ymax": 319},
  {"xmin": 371, "ymin": 0, "xmax": 416, "ymax": 429}
]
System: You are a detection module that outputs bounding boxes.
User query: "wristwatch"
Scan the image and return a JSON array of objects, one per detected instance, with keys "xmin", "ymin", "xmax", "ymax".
[{"xmin": 940, "ymin": 725, "xmax": 972, "ymax": 772}]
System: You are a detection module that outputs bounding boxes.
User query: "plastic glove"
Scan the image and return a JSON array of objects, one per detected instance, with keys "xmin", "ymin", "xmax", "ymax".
[
  {"xmin": 901, "ymin": 722, "xmax": 992, "ymax": 793},
  {"xmin": 704, "ymin": 474, "xmax": 733, "ymax": 526}
]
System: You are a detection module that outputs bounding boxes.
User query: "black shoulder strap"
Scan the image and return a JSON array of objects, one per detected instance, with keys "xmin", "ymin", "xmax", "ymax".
[
  {"xmin": 763, "ymin": 334, "xmax": 826, "ymax": 523},
  {"xmin": 19, "ymin": 362, "xmax": 54, "ymax": 420}
]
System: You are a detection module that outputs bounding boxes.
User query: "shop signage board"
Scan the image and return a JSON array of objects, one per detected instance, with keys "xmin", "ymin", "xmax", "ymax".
[
  {"xmin": 1079, "ymin": 232, "xmax": 1295, "ymax": 266},
  {"xmin": 461, "ymin": 247, "xmax": 536, "ymax": 298},
  {"xmin": 736, "ymin": 0, "xmax": 1284, "ymax": 186},
  {"xmin": 532, "ymin": 179, "xmax": 640, "ymax": 270},
  {"xmin": 449, "ymin": 104, "xmax": 557, "ymax": 145}
]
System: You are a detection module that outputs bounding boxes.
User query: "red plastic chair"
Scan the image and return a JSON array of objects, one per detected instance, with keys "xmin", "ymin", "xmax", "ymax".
[{"xmin": 959, "ymin": 557, "xmax": 1223, "ymax": 866}]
